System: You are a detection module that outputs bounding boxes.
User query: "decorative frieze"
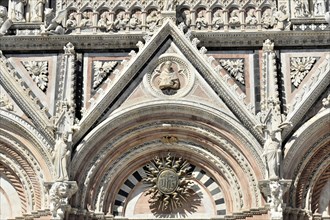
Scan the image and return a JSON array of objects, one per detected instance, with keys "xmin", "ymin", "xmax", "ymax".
[
  {"xmin": 0, "ymin": 0, "xmax": 329, "ymax": 37},
  {"xmin": 290, "ymin": 57, "xmax": 317, "ymax": 88},
  {"xmin": 22, "ymin": 60, "xmax": 49, "ymax": 91},
  {"xmin": 220, "ymin": 59, "xmax": 245, "ymax": 85}
]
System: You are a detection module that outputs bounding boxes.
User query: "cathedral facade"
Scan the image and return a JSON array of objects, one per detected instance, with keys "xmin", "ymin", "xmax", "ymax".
[{"xmin": 0, "ymin": 0, "xmax": 329, "ymax": 219}]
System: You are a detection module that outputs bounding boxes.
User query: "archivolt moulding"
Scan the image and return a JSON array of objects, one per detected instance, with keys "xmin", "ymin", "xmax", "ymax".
[
  {"xmin": 283, "ymin": 108, "xmax": 330, "ymax": 175},
  {"xmin": 93, "ymin": 142, "xmax": 245, "ymax": 214},
  {"xmin": 0, "ymin": 109, "xmax": 53, "ymax": 174}
]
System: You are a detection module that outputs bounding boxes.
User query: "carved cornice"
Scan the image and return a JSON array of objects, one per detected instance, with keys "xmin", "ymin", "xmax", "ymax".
[
  {"xmin": 193, "ymin": 31, "xmax": 330, "ymax": 48},
  {"xmin": 1, "ymin": 31, "xmax": 330, "ymax": 51}
]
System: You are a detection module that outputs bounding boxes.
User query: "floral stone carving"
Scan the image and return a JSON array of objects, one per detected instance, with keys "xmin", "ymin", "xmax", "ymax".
[
  {"xmin": 93, "ymin": 61, "xmax": 118, "ymax": 89},
  {"xmin": 290, "ymin": 57, "xmax": 317, "ymax": 88},
  {"xmin": 220, "ymin": 59, "xmax": 245, "ymax": 85},
  {"xmin": 143, "ymin": 153, "xmax": 193, "ymax": 211},
  {"xmin": 0, "ymin": 93, "xmax": 14, "ymax": 111},
  {"xmin": 22, "ymin": 60, "xmax": 48, "ymax": 91}
]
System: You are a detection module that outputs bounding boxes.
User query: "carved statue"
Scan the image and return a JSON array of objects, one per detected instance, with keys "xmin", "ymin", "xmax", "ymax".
[
  {"xmin": 294, "ymin": 0, "xmax": 310, "ymax": 17},
  {"xmin": 0, "ymin": 6, "xmax": 13, "ymax": 36},
  {"xmin": 129, "ymin": 12, "xmax": 141, "ymax": 30},
  {"xmin": 195, "ymin": 10, "xmax": 208, "ymax": 30},
  {"xmin": 146, "ymin": 10, "xmax": 162, "ymax": 31},
  {"xmin": 30, "ymin": 0, "xmax": 45, "ymax": 22},
  {"xmin": 11, "ymin": 0, "xmax": 27, "ymax": 22},
  {"xmin": 80, "ymin": 11, "xmax": 92, "ymax": 28},
  {"xmin": 49, "ymin": 182, "xmax": 78, "ymax": 220},
  {"xmin": 261, "ymin": 9, "xmax": 274, "ymax": 29},
  {"xmin": 98, "ymin": 11, "xmax": 112, "ymax": 32},
  {"xmin": 113, "ymin": 11, "xmax": 128, "ymax": 31},
  {"xmin": 52, "ymin": 135, "xmax": 70, "ymax": 181},
  {"xmin": 246, "ymin": 8, "xmax": 258, "ymax": 25},
  {"xmin": 66, "ymin": 12, "xmax": 77, "ymax": 30},
  {"xmin": 157, "ymin": 61, "xmax": 180, "ymax": 91},
  {"xmin": 262, "ymin": 130, "xmax": 281, "ymax": 180},
  {"xmin": 313, "ymin": 0, "xmax": 326, "ymax": 16},
  {"xmin": 40, "ymin": 8, "xmax": 66, "ymax": 35},
  {"xmin": 177, "ymin": 9, "xmax": 191, "ymax": 32},
  {"xmin": 212, "ymin": 9, "xmax": 224, "ymax": 30},
  {"xmin": 274, "ymin": 5, "xmax": 290, "ymax": 30},
  {"xmin": 229, "ymin": 9, "xmax": 240, "ymax": 27}
]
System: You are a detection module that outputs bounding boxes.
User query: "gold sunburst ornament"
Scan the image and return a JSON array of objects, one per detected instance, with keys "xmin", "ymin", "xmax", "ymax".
[{"xmin": 143, "ymin": 153, "xmax": 193, "ymax": 211}]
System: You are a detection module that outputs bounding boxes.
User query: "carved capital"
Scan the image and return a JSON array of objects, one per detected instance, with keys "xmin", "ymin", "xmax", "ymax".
[
  {"xmin": 259, "ymin": 179, "xmax": 292, "ymax": 220},
  {"xmin": 45, "ymin": 181, "xmax": 78, "ymax": 220}
]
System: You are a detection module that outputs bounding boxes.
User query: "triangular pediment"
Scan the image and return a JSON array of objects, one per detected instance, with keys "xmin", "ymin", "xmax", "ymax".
[
  {"xmin": 74, "ymin": 20, "xmax": 263, "ymax": 143},
  {"xmin": 109, "ymin": 41, "xmax": 237, "ymax": 120}
]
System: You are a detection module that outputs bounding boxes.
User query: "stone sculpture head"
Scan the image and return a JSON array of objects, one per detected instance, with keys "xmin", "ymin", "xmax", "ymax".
[{"xmin": 0, "ymin": 6, "xmax": 8, "ymax": 19}]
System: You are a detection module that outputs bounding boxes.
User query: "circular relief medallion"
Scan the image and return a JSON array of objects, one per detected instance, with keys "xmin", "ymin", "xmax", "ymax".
[
  {"xmin": 157, "ymin": 169, "xmax": 179, "ymax": 194},
  {"xmin": 144, "ymin": 54, "xmax": 195, "ymax": 98}
]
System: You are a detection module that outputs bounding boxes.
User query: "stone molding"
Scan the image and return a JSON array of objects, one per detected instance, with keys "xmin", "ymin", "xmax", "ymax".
[
  {"xmin": 72, "ymin": 100, "xmax": 264, "ymax": 175},
  {"xmin": 0, "ymin": 109, "xmax": 53, "ymax": 170},
  {"xmin": 283, "ymin": 109, "xmax": 329, "ymax": 173},
  {"xmin": 1, "ymin": 31, "xmax": 330, "ymax": 51},
  {"xmin": 71, "ymin": 101, "xmax": 264, "ymax": 212}
]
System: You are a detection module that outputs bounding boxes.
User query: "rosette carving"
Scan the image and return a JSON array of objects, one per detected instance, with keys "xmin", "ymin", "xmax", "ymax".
[
  {"xmin": 220, "ymin": 59, "xmax": 245, "ymax": 85},
  {"xmin": 290, "ymin": 57, "xmax": 317, "ymax": 88},
  {"xmin": 22, "ymin": 60, "xmax": 48, "ymax": 91}
]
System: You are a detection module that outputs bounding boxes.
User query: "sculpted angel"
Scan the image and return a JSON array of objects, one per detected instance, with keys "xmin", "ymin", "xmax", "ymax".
[{"xmin": 157, "ymin": 61, "xmax": 181, "ymax": 91}]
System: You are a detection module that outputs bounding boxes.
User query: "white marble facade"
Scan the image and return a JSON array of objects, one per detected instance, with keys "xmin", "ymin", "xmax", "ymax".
[{"xmin": 0, "ymin": 1, "xmax": 329, "ymax": 220}]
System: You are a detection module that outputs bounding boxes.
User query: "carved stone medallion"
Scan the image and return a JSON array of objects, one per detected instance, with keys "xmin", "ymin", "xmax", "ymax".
[
  {"xmin": 143, "ymin": 153, "xmax": 193, "ymax": 211},
  {"xmin": 157, "ymin": 169, "xmax": 179, "ymax": 194},
  {"xmin": 144, "ymin": 54, "xmax": 195, "ymax": 98}
]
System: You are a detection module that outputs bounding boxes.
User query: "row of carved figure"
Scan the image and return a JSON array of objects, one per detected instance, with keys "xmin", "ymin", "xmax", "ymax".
[
  {"xmin": 35, "ymin": 7, "xmax": 292, "ymax": 35},
  {"xmin": 1, "ymin": 4, "xmax": 330, "ymax": 36},
  {"xmin": 294, "ymin": 0, "xmax": 329, "ymax": 17},
  {"xmin": 179, "ymin": 7, "xmax": 290, "ymax": 31},
  {"xmin": 8, "ymin": 0, "xmax": 45, "ymax": 22},
  {"xmin": 40, "ymin": 8, "xmax": 163, "ymax": 35},
  {"xmin": 6, "ymin": 0, "xmax": 330, "ymax": 24}
]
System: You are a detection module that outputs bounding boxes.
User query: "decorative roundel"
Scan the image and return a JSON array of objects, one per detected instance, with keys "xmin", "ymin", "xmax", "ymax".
[{"xmin": 143, "ymin": 54, "xmax": 195, "ymax": 98}]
